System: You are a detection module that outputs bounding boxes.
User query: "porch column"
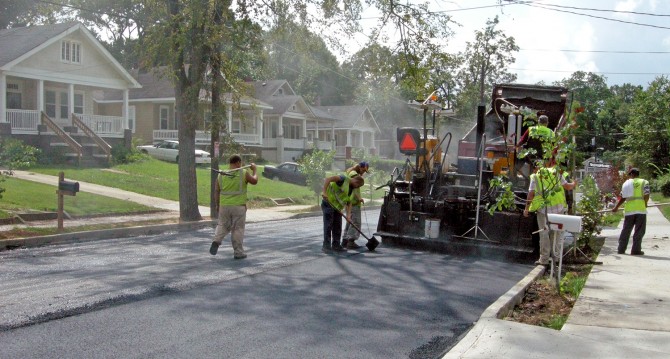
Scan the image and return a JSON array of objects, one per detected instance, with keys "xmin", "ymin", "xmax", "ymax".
[
  {"xmin": 346, "ymin": 129, "xmax": 351, "ymax": 147},
  {"xmin": 226, "ymin": 106, "xmax": 233, "ymax": 132},
  {"xmin": 330, "ymin": 123, "xmax": 335, "ymax": 150},
  {"xmin": 68, "ymin": 83, "xmax": 74, "ymax": 123},
  {"xmin": 302, "ymin": 118, "xmax": 307, "ymax": 150},
  {"xmin": 37, "ymin": 80, "xmax": 44, "ymax": 114},
  {"xmin": 257, "ymin": 111, "xmax": 264, "ymax": 145},
  {"xmin": 123, "ymin": 89, "xmax": 129, "ymax": 129},
  {"xmin": 0, "ymin": 73, "xmax": 6, "ymax": 122},
  {"xmin": 277, "ymin": 115, "xmax": 284, "ymax": 162},
  {"xmin": 315, "ymin": 119, "xmax": 320, "ymax": 149}
]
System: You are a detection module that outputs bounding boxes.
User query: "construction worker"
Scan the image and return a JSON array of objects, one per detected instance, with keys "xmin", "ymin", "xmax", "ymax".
[
  {"xmin": 321, "ymin": 174, "xmax": 365, "ymax": 253},
  {"xmin": 523, "ymin": 162, "xmax": 576, "ymax": 265},
  {"xmin": 516, "ymin": 115, "xmax": 555, "ymax": 176},
  {"xmin": 612, "ymin": 168, "xmax": 650, "ymax": 255},
  {"xmin": 342, "ymin": 162, "xmax": 369, "ymax": 249},
  {"xmin": 209, "ymin": 155, "xmax": 258, "ymax": 259}
]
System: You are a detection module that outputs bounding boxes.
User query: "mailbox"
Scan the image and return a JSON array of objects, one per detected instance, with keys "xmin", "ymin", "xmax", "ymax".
[{"xmin": 58, "ymin": 180, "xmax": 80, "ymax": 194}]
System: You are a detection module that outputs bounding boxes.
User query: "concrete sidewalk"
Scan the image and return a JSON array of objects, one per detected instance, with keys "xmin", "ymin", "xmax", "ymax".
[{"xmin": 443, "ymin": 204, "xmax": 670, "ymax": 358}]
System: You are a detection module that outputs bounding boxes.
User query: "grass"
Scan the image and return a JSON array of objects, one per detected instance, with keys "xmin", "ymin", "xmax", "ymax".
[
  {"xmin": 28, "ymin": 158, "xmax": 319, "ymax": 208},
  {"xmin": 0, "ymin": 176, "xmax": 156, "ymax": 217},
  {"xmin": 651, "ymin": 193, "xmax": 670, "ymax": 219}
]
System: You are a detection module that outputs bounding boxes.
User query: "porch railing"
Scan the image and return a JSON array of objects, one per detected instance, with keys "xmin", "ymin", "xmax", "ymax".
[
  {"xmin": 77, "ymin": 114, "xmax": 125, "ymax": 137},
  {"xmin": 72, "ymin": 114, "xmax": 111, "ymax": 161},
  {"xmin": 153, "ymin": 130, "xmax": 262, "ymax": 146},
  {"xmin": 6, "ymin": 109, "xmax": 40, "ymax": 132},
  {"xmin": 41, "ymin": 112, "xmax": 82, "ymax": 158}
]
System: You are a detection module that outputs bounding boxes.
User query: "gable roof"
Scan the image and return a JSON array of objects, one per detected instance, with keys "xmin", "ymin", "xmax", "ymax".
[
  {"xmin": 312, "ymin": 105, "xmax": 380, "ymax": 132},
  {"xmin": 0, "ymin": 22, "xmax": 140, "ymax": 88},
  {"xmin": 97, "ymin": 67, "xmax": 271, "ymax": 109},
  {"xmin": 250, "ymin": 80, "xmax": 296, "ymax": 99}
]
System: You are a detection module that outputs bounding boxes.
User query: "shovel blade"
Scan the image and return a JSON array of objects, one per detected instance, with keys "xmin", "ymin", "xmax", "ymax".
[{"xmin": 366, "ymin": 237, "xmax": 380, "ymax": 251}]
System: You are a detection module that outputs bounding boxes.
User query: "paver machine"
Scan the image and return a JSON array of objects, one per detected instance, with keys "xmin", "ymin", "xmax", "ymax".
[{"xmin": 375, "ymin": 84, "xmax": 570, "ymax": 256}]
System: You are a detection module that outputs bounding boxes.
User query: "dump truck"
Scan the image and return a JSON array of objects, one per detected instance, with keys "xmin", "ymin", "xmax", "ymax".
[{"xmin": 375, "ymin": 83, "xmax": 570, "ymax": 256}]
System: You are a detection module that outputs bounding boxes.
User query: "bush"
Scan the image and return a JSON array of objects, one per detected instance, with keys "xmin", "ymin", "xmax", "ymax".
[
  {"xmin": 576, "ymin": 175, "xmax": 603, "ymax": 249},
  {"xmin": 111, "ymin": 142, "xmax": 144, "ymax": 165},
  {"xmin": 655, "ymin": 174, "xmax": 670, "ymax": 197}
]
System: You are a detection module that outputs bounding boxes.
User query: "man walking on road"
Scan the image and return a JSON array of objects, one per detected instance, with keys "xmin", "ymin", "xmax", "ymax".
[
  {"xmin": 210, "ymin": 155, "xmax": 258, "ymax": 259},
  {"xmin": 612, "ymin": 167, "xmax": 650, "ymax": 255}
]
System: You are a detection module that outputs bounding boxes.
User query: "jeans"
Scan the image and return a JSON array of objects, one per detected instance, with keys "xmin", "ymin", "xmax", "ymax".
[
  {"xmin": 618, "ymin": 213, "xmax": 646, "ymax": 254},
  {"xmin": 343, "ymin": 205, "xmax": 362, "ymax": 241},
  {"xmin": 321, "ymin": 200, "xmax": 342, "ymax": 248}
]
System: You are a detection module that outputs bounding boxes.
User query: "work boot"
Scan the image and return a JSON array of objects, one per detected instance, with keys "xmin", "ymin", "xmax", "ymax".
[
  {"xmin": 331, "ymin": 242, "xmax": 347, "ymax": 252},
  {"xmin": 346, "ymin": 240, "xmax": 361, "ymax": 249},
  {"xmin": 209, "ymin": 242, "xmax": 219, "ymax": 255},
  {"xmin": 321, "ymin": 244, "xmax": 332, "ymax": 254},
  {"xmin": 234, "ymin": 253, "xmax": 247, "ymax": 259}
]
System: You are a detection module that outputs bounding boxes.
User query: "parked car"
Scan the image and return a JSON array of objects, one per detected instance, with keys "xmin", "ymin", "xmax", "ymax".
[
  {"xmin": 137, "ymin": 140, "xmax": 211, "ymax": 164},
  {"xmin": 262, "ymin": 162, "xmax": 307, "ymax": 185}
]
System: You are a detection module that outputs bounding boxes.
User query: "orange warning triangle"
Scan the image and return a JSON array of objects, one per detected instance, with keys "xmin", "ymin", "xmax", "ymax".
[{"xmin": 400, "ymin": 133, "xmax": 417, "ymax": 151}]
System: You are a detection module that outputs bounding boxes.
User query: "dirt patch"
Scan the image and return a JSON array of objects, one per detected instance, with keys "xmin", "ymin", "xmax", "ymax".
[{"xmin": 506, "ymin": 239, "xmax": 604, "ymax": 328}]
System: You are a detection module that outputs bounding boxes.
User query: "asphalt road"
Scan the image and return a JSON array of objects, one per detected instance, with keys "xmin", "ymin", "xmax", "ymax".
[{"xmin": 0, "ymin": 210, "xmax": 533, "ymax": 358}]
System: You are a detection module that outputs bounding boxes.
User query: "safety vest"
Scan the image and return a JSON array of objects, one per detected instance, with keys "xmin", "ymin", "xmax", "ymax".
[
  {"xmin": 624, "ymin": 178, "xmax": 648, "ymax": 214},
  {"xmin": 219, "ymin": 169, "xmax": 248, "ymax": 206},
  {"xmin": 526, "ymin": 125, "xmax": 554, "ymax": 159},
  {"xmin": 529, "ymin": 125, "xmax": 554, "ymax": 141},
  {"xmin": 347, "ymin": 170, "xmax": 362, "ymax": 207},
  {"xmin": 528, "ymin": 167, "xmax": 566, "ymax": 212},
  {"xmin": 326, "ymin": 175, "xmax": 351, "ymax": 212}
]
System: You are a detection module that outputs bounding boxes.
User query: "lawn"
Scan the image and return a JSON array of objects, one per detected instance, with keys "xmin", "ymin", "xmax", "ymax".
[
  {"xmin": 27, "ymin": 158, "xmax": 319, "ymax": 208},
  {"xmin": 0, "ymin": 176, "xmax": 156, "ymax": 217}
]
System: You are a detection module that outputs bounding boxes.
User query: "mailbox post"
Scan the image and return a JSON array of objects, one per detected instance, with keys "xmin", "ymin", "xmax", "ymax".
[{"xmin": 57, "ymin": 171, "xmax": 79, "ymax": 230}]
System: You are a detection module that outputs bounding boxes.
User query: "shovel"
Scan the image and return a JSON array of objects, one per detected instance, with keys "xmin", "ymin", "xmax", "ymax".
[
  {"xmin": 335, "ymin": 208, "xmax": 380, "ymax": 251},
  {"xmin": 325, "ymin": 197, "xmax": 380, "ymax": 251}
]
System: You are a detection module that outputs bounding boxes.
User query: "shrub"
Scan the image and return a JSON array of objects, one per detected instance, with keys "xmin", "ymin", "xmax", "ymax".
[{"xmin": 575, "ymin": 175, "xmax": 603, "ymax": 249}]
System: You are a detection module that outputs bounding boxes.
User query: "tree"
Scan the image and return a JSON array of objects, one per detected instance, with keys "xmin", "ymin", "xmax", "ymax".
[
  {"xmin": 554, "ymin": 71, "xmax": 612, "ymax": 156},
  {"xmin": 0, "ymin": 0, "xmax": 65, "ymax": 28},
  {"xmin": 298, "ymin": 149, "xmax": 335, "ymax": 201},
  {"xmin": 597, "ymin": 83, "xmax": 642, "ymax": 162},
  {"xmin": 0, "ymin": 139, "xmax": 40, "ymax": 198},
  {"xmin": 622, "ymin": 76, "xmax": 670, "ymax": 176},
  {"xmin": 264, "ymin": 15, "xmax": 351, "ymax": 105},
  {"xmin": 455, "ymin": 16, "xmax": 518, "ymax": 121}
]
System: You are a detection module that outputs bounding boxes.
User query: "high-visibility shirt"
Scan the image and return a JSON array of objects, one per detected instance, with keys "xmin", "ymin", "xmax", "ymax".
[
  {"xmin": 528, "ymin": 167, "xmax": 567, "ymax": 213},
  {"xmin": 623, "ymin": 178, "xmax": 649, "ymax": 215},
  {"xmin": 347, "ymin": 170, "xmax": 363, "ymax": 207},
  {"xmin": 219, "ymin": 169, "xmax": 249, "ymax": 206},
  {"xmin": 326, "ymin": 175, "xmax": 351, "ymax": 212}
]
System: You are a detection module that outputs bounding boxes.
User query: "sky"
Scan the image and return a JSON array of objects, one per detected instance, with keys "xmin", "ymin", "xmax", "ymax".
[{"xmin": 350, "ymin": 0, "xmax": 670, "ymax": 88}]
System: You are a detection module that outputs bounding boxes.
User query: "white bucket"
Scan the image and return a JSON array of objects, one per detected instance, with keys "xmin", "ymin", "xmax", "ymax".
[{"xmin": 425, "ymin": 218, "xmax": 440, "ymax": 238}]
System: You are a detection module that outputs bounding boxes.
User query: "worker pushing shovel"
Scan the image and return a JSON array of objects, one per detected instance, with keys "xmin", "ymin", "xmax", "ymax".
[{"xmin": 321, "ymin": 174, "xmax": 379, "ymax": 253}]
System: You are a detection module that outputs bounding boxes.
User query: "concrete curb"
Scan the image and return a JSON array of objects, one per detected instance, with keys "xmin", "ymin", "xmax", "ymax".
[
  {"xmin": 0, "ymin": 220, "xmax": 218, "ymax": 250},
  {"xmin": 442, "ymin": 265, "xmax": 546, "ymax": 358}
]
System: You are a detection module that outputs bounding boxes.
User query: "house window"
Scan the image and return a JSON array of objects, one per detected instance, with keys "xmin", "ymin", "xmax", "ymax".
[
  {"xmin": 45, "ymin": 91, "xmax": 56, "ymax": 117},
  {"xmin": 232, "ymin": 120, "xmax": 241, "ymax": 133},
  {"xmin": 74, "ymin": 93, "xmax": 84, "ymax": 114},
  {"xmin": 159, "ymin": 105, "xmax": 170, "ymax": 129},
  {"xmin": 128, "ymin": 106, "xmax": 136, "ymax": 132},
  {"xmin": 204, "ymin": 110, "xmax": 211, "ymax": 129},
  {"xmin": 6, "ymin": 82, "xmax": 21, "ymax": 109},
  {"xmin": 61, "ymin": 40, "xmax": 81, "ymax": 64},
  {"xmin": 60, "ymin": 93, "xmax": 68, "ymax": 118}
]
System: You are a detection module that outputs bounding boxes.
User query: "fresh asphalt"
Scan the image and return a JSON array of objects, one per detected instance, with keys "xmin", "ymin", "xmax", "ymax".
[
  {"xmin": 0, "ymin": 213, "xmax": 534, "ymax": 358},
  {"xmin": 6, "ymin": 171, "xmax": 669, "ymax": 358}
]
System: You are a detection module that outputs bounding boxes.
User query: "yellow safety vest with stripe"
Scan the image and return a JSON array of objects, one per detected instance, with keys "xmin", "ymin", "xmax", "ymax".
[
  {"xmin": 347, "ymin": 170, "xmax": 362, "ymax": 207},
  {"xmin": 219, "ymin": 169, "xmax": 249, "ymax": 206},
  {"xmin": 528, "ymin": 167, "xmax": 566, "ymax": 212},
  {"xmin": 529, "ymin": 125, "xmax": 554, "ymax": 141},
  {"xmin": 326, "ymin": 175, "xmax": 351, "ymax": 212},
  {"xmin": 624, "ymin": 178, "xmax": 648, "ymax": 214}
]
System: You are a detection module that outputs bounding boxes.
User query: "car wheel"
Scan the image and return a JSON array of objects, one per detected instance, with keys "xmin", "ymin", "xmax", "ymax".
[{"xmin": 175, "ymin": 155, "xmax": 179, "ymax": 163}]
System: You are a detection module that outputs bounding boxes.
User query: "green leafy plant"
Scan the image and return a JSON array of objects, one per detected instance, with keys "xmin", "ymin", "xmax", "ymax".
[
  {"xmin": 297, "ymin": 149, "xmax": 335, "ymax": 202},
  {"xmin": 575, "ymin": 175, "xmax": 603, "ymax": 250},
  {"xmin": 0, "ymin": 138, "xmax": 41, "ymax": 199},
  {"xmin": 487, "ymin": 176, "xmax": 516, "ymax": 214}
]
